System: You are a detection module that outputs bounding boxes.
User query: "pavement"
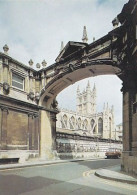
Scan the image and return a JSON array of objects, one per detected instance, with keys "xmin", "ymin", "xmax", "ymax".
[
  {"xmin": 0, "ymin": 157, "xmax": 103, "ymax": 170},
  {"xmin": 95, "ymin": 164, "xmax": 137, "ymax": 184},
  {"xmin": 0, "ymin": 157, "xmax": 137, "ymax": 185}
]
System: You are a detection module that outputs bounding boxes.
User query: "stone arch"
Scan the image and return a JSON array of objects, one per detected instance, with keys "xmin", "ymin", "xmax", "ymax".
[
  {"xmin": 37, "ymin": 38, "xmax": 122, "ymax": 161},
  {"xmin": 39, "ymin": 63, "xmax": 121, "ymax": 109}
]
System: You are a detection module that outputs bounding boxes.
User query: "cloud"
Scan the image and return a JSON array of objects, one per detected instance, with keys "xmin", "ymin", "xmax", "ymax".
[{"xmin": 0, "ymin": 0, "xmax": 128, "ymax": 65}]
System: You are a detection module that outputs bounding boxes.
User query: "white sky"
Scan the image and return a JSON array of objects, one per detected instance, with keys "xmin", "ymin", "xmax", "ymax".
[{"xmin": 0, "ymin": 0, "xmax": 128, "ymax": 125}]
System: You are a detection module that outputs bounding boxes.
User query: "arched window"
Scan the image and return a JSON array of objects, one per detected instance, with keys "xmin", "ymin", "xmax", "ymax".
[
  {"xmin": 82, "ymin": 121, "xmax": 84, "ymax": 129},
  {"xmin": 63, "ymin": 114, "xmax": 67, "ymax": 127},
  {"xmin": 61, "ymin": 120, "xmax": 65, "ymax": 129},
  {"xmin": 91, "ymin": 119, "xmax": 96, "ymax": 133},
  {"xmin": 109, "ymin": 117, "xmax": 111, "ymax": 138},
  {"xmin": 98, "ymin": 118, "xmax": 103, "ymax": 134},
  {"xmin": 69, "ymin": 116, "xmax": 75, "ymax": 129},
  {"xmin": 84, "ymin": 119, "xmax": 88, "ymax": 130},
  {"xmin": 71, "ymin": 116, "xmax": 75, "ymax": 126},
  {"xmin": 78, "ymin": 118, "xmax": 81, "ymax": 129}
]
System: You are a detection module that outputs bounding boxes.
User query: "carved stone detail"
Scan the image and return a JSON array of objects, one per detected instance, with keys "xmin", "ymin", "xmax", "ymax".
[
  {"xmin": 3, "ymin": 82, "xmax": 10, "ymax": 94},
  {"xmin": 51, "ymin": 99, "xmax": 59, "ymax": 111},
  {"xmin": 35, "ymin": 92, "xmax": 40, "ymax": 101},
  {"xmin": 28, "ymin": 92, "xmax": 35, "ymax": 100}
]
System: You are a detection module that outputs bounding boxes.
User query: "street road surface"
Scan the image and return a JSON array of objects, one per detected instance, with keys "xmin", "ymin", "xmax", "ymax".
[{"xmin": 0, "ymin": 159, "xmax": 137, "ymax": 195}]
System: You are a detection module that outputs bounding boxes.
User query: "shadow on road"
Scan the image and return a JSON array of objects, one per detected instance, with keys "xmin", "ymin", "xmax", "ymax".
[{"xmin": 0, "ymin": 161, "xmax": 123, "ymax": 195}]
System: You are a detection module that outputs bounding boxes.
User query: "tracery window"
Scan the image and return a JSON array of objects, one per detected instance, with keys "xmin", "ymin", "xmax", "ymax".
[
  {"xmin": 109, "ymin": 117, "xmax": 111, "ymax": 132},
  {"xmin": 61, "ymin": 120, "xmax": 65, "ymax": 129},
  {"xmin": 71, "ymin": 116, "xmax": 75, "ymax": 127},
  {"xmin": 84, "ymin": 119, "xmax": 88, "ymax": 130},
  {"xmin": 109, "ymin": 117, "xmax": 111, "ymax": 138},
  {"xmin": 63, "ymin": 115, "xmax": 67, "ymax": 127},
  {"xmin": 69, "ymin": 116, "xmax": 75, "ymax": 129},
  {"xmin": 78, "ymin": 118, "xmax": 81, "ymax": 129},
  {"xmin": 98, "ymin": 118, "xmax": 103, "ymax": 134},
  {"xmin": 91, "ymin": 119, "xmax": 96, "ymax": 133}
]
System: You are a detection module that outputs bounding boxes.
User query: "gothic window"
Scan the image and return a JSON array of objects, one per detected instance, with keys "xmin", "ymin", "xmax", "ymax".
[
  {"xmin": 84, "ymin": 119, "xmax": 88, "ymax": 130},
  {"xmin": 69, "ymin": 116, "xmax": 75, "ymax": 129},
  {"xmin": 109, "ymin": 117, "xmax": 111, "ymax": 138},
  {"xmin": 63, "ymin": 114, "xmax": 67, "ymax": 127},
  {"xmin": 71, "ymin": 116, "xmax": 75, "ymax": 126},
  {"xmin": 109, "ymin": 117, "xmax": 111, "ymax": 131},
  {"xmin": 91, "ymin": 119, "xmax": 96, "ymax": 133},
  {"xmin": 61, "ymin": 120, "xmax": 65, "ymax": 129},
  {"xmin": 78, "ymin": 118, "xmax": 81, "ymax": 129},
  {"xmin": 12, "ymin": 73, "xmax": 24, "ymax": 90},
  {"xmin": 98, "ymin": 118, "xmax": 103, "ymax": 134},
  {"xmin": 82, "ymin": 121, "xmax": 84, "ymax": 129}
]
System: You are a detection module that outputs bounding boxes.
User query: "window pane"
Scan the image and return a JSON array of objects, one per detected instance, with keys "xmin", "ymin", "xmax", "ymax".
[
  {"xmin": 12, "ymin": 73, "xmax": 24, "ymax": 90},
  {"xmin": 13, "ymin": 74, "xmax": 23, "ymax": 83},
  {"xmin": 12, "ymin": 81, "xmax": 23, "ymax": 90}
]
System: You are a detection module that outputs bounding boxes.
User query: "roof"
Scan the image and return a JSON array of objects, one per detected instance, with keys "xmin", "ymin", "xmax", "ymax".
[{"xmin": 55, "ymin": 41, "xmax": 88, "ymax": 62}]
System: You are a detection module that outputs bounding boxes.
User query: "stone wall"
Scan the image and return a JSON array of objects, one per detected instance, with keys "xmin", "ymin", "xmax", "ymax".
[
  {"xmin": 56, "ymin": 132, "xmax": 122, "ymax": 159},
  {"xmin": 0, "ymin": 96, "xmax": 40, "ymax": 163}
]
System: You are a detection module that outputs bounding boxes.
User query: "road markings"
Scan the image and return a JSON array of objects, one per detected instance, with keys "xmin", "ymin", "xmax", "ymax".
[
  {"xmin": 83, "ymin": 169, "xmax": 96, "ymax": 177},
  {"xmin": 83, "ymin": 169, "xmax": 137, "ymax": 192}
]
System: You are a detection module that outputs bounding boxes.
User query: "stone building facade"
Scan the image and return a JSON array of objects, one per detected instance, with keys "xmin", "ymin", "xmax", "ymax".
[
  {"xmin": 57, "ymin": 82, "xmax": 115, "ymax": 140},
  {"xmin": 115, "ymin": 123, "xmax": 123, "ymax": 141},
  {"xmin": 0, "ymin": 47, "xmax": 41, "ymax": 162}
]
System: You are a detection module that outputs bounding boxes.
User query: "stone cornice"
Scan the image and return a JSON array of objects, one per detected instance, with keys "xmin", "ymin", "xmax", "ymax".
[
  {"xmin": 0, "ymin": 52, "xmax": 36, "ymax": 72},
  {"xmin": 0, "ymin": 94, "xmax": 39, "ymax": 111}
]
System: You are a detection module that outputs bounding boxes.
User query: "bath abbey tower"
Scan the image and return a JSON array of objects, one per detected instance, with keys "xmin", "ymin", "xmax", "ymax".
[{"xmin": 56, "ymin": 82, "xmax": 115, "ymax": 139}]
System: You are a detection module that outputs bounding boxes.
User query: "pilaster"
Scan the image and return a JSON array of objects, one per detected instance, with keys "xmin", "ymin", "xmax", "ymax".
[
  {"xmin": 121, "ymin": 70, "xmax": 137, "ymax": 155},
  {"xmin": 50, "ymin": 112, "xmax": 57, "ymax": 150},
  {"xmin": 28, "ymin": 113, "xmax": 33, "ymax": 150},
  {"xmin": 0, "ymin": 58, "xmax": 3, "ymax": 83},
  {"xmin": 3, "ymin": 58, "xmax": 9, "ymax": 83},
  {"xmin": 34, "ymin": 114, "xmax": 39, "ymax": 150},
  {"xmin": 1, "ymin": 107, "xmax": 9, "ymax": 149}
]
